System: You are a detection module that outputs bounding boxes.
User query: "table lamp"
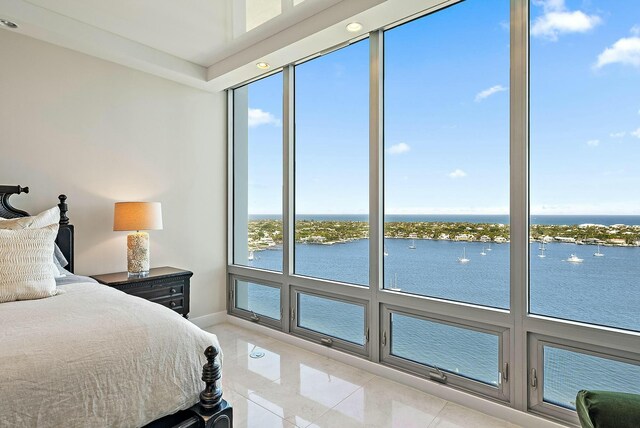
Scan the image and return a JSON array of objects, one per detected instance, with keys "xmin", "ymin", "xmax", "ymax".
[{"xmin": 113, "ymin": 202, "xmax": 163, "ymax": 276}]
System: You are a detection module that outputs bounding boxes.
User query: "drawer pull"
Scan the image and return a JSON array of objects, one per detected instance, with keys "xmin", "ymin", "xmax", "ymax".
[
  {"xmin": 170, "ymin": 301, "xmax": 177, "ymax": 308},
  {"xmin": 170, "ymin": 288, "xmax": 177, "ymax": 294}
]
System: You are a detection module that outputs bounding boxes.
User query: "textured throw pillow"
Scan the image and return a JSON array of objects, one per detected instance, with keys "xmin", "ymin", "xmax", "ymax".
[
  {"xmin": 0, "ymin": 207, "xmax": 65, "ymax": 277},
  {"xmin": 0, "ymin": 223, "xmax": 60, "ymax": 303}
]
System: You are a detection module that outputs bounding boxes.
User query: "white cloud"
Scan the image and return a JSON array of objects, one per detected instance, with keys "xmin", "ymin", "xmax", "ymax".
[
  {"xmin": 388, "ymin": 142, "xmax": 411, "ymax": 155},
  {"xmin": 448, "ymin": 169, "xmax": 467, "ymax": 179},
  {"xmin": 595, "ymin": 36, "xmax": 640, "ymax": 69},
  {"xmin": 632, "ymin": 128, "xmax": 640, "ymax": 138},
  {"xmin": 586, "ymin": 139, "xmax": 600, "ymax": 147},
  {"xmin": 475, "ymin": 85, "xmax": 507, "ymax": 102},
  {"xmin": 248, "ymin": 108, "xmax": 281, "ymax": 127},
  {"xmin": 610, "ymin": 131, "xmax": 626, "ymax": 138},
  {"xmin": 531, "ymin": 0, "xmax": 601, "ymax": 41},
  {"xmin": 632, "ymin": 25, "xmax": 640, "ymax": 37}
]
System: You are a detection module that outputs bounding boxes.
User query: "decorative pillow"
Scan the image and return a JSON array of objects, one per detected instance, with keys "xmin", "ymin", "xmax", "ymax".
[
  {"xmin": 0, "ymin": 207, "xmax": 65, "ymax": 277},
  {"xmin": 0, "ymin": 206, "xmax": 60, "ymax": 230},
  {"xmin": 0, "ymin": 223, "xmax": 60, "ymax": 303}
]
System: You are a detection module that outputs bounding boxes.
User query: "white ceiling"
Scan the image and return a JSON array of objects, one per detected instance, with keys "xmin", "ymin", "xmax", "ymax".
[
  {"xmin": 24, "ymin": 0, "xmax": 232, "ymax": 66},
  {"xmin": 21, "ymin": 0, "xmax": 347, "ymax": 66},
  {"xmin": 0, "ymin": 0, "xmax": 454, "ymax": 91}
]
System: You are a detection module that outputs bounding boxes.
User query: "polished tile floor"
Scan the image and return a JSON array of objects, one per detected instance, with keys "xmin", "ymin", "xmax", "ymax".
[{"xmin": 205, "ymin": 323, "xmax": 521, "ymax": 428}]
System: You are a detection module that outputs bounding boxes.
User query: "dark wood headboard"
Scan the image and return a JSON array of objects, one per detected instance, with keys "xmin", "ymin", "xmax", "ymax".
[{"xmin": 0, "ymin": 185, "xmax": 74, "ymax": 273}]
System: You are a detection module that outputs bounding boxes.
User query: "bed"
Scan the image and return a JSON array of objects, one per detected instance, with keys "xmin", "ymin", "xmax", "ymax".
[{"xmin": 0, "ymin": 185, "xmax": 232, "ymax": 428}]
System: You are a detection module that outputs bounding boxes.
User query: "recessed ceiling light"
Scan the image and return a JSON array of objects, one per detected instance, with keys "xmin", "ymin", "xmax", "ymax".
[
  {"xmin": 256, "ymin": 62, "xmax": 270, "ymax": 70},
  {"xmin": 346, "ymin": 22, "xmax": 363, "ymax": 33},
  {"xmin": 0, "ymin": 19, "xmax": 18, "ymax": 29}
]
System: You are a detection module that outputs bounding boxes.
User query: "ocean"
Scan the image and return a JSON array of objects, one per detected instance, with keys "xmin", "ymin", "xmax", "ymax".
[{"xmin": 238, "ymin": 214, "xmax": 640, "ymax": 408}]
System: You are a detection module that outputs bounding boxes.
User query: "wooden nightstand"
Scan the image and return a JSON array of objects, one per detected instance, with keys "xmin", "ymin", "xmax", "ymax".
[{"xmin": 90, "ymin": 266, "xmax": 192, "ymax": 318}]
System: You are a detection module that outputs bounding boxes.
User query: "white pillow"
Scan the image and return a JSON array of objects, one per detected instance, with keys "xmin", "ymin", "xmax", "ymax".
[
  {"xmin": 0, "ymin": 223, "xmax": 60, "ymax": 303},
  {"xmin": 0, "ymin": 206, "xmax": 60, "ymax": 230},
  {"xmin": 0, "ymin": 207, "xmax": 65, "ymax": 277}
]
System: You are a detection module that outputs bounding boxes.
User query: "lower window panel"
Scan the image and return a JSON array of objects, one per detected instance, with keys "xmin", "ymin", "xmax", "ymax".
[
  {"xmin": 543, "ymin": 345, "xmax": 640, "ymax": 409},
  {"xmin": 297, "ymin": 292, "xmax": 366, "ymax": 346},
  {"xmin": 235, "ymin": 280, "xmax": 281, "ymax": 321},
  {"xmin": 390, "ymin": 312, "xmax": 501, "ymax": 387}
]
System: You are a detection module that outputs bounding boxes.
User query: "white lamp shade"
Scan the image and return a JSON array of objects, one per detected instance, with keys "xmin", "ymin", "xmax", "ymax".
[{"xmin": 113, "ymin": 202, "xmax": 163, "ymax": 231}]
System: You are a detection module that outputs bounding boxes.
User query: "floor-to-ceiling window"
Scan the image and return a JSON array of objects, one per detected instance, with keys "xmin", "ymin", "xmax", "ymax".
[
  {"xmin": 294, "ymin": 40, "xmax": 370, "ymax": 286},
  {"xmin": 231, "ymin": 72, "xmax": 284, "ymax": 328},
  {"xmin": 228, "ymin": 0, "xmax": 640, "ymax": 424},
  {"xmin": 380, "ymin": 0, "xmax": 510, "ymax": 400},
  {"xmin": 528, "ymin": 0, "xmax": 640, "ymax": 420}
]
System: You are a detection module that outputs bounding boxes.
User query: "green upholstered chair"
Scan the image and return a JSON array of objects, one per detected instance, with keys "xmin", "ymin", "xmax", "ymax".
[{"xmin": 576, "ymin": 390, "xmax": 640, "ymax": 428}]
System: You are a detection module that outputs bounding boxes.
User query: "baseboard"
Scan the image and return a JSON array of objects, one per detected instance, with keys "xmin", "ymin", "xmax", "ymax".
[
  {"xmin": 226, "ymin": 316, "xmax": 569, "ymax": 428},
  {"xmin": 190, "ymin": 311, "xmax": 227, "ymax": 329}
]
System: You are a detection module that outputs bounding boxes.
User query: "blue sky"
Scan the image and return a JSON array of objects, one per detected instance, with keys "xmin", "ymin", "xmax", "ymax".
[{"xmin": 242, "ymin": 0, "xmax": 640, "ymax": 216}]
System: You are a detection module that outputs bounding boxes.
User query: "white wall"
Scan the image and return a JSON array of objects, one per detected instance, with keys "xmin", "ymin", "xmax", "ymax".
[{"xmin": 0, "ymin": 31, "xmax": 227, "ymax": 318}]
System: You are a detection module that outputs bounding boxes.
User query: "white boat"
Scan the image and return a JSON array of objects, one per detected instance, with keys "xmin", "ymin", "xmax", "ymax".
[
  {"xmin": 388, "ymin": 274, "xmax": 401, "ymax": 291},
  {"xmin": 486, "ymin": 244, "xmax": 492, "ymax": 252},
  {"xmin": 384, "ymin": 245, "xmax": 389, "ymax": 257},
  {"xmin": 567, "ymin": 254, "xmax": 583, "ymax": 263},
  {"xmin": 538, "ymin": 242, "xmax": 546, "ymax": 258},
  {"xmin": 409, "ymin": 239, "xmax": 416, "ymax": 250},
  {"xmin": 458, "ymin": 247, "xmax": 470, "ymax": 264},
  {"xmin": 248, "ymin": 250, "xmax": 255, "ymax": 261},
  {"xmin": 480, "ymin": 247, "xmax": 487, "ymax": 256},
  {"xmin": 594, "ymin": 245, "xmax": 604, "ymax": 257}
]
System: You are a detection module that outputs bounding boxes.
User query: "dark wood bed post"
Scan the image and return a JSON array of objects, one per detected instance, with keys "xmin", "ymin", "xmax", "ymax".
[
  {"xmin": 190, "ymin": 346, "xmax": 232, "ymax": 427},
  {"xmin": 58, "ymin": 194, "xmax": 69, "ymax": 225},
  {"xmin": 199, "ymin": 346, "xmax": 223, "ymax": 412}
]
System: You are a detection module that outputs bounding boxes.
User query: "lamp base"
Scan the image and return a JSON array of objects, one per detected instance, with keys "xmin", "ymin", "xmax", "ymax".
[
  {"xmin": 128, "ymin": 270, "xmax": 149, "ymax": 278},
  {"xmin": 127, "ymin": 231, "xmax": 150, "ymax": 275}
]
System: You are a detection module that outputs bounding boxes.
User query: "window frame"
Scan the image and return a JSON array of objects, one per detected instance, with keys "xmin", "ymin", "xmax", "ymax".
[
  {"xmin": 290, "ymin": 287, "xmax": 370, "ymax": 356},
  {"xmin": 381, "ymin": 304, "xmax": 510, "ymax": 401},
  {"xmin": 229, "ymin": 274, "xmax": 284, "ymax": 330},
  {"xmin": 528, "ymin": 333, "xmax": 640, "ymax": 425}
]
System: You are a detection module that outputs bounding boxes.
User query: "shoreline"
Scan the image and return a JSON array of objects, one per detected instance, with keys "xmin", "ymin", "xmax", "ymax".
[
  {"xmin": 249, "ymin": 236, "xmax": 640, "ymax": 252},
  {"xmin": 247, "ymin": 219, "xmax": 640, "ymax": 251}
]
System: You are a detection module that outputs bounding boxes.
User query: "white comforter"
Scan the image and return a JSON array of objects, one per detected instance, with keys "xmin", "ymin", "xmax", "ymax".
[{"xmin": 0, "ymin": 281, "xmax": 221, "ymax": 428}]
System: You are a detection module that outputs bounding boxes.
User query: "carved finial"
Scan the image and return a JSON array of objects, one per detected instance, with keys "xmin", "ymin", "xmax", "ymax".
[
  {"xmin": 58, "ymin": 194, "xmax": 69, "ymax": 225},
  {"xmin": 199, "ymin": 345, "xmax": 223, "ymax": 413},
  {"xmin": 19, "ymin": 186, "xmax": 29, "ymax": 194}
]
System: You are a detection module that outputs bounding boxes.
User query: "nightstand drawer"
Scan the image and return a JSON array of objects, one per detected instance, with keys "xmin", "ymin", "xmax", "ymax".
[
  {"xmin": 124, "ymin": 281, "xmax": 185, "ymax": 300},
  {"xmin": 157, "ymin": 296, "xmax": 184, "ymax": 312}
]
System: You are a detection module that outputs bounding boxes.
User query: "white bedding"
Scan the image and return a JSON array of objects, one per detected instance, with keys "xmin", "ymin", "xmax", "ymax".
[{"xmin": 0, "ymin": 281, "xmax": 222, "ymax": 428}]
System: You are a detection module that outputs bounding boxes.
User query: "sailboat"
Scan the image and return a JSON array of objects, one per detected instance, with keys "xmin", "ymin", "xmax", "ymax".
[
  {"xmin": 384, "ymin": 245, "xmax": 389, "ymax": 257},
  {"xmin": 409, "ymin": 239, "xmax": 416, "ymax": 250},
  {"xmin": 538, "ymin": 242, "xmax": 546, "ymax": 258},
  {"xmin": 388, "ymin": 274, "xmax": 401, "ymax": 291},
  {"xmin": 480, "ymin": 247, "xmax": 487, "ymax": 256},
  {"xmin": 458, "ymin": 247, "xmax": 470, "ymax": 263},
  {"xmin": 486, "ymin": 243, "xmax": 492, "ymax": 252},
  {"xmin": 567, "ymin": 254, "xmax": 583, "ymax": 263},
  {"xmin": 248, "ymin": 250, "xmax": 255, "ymax": 261},
  {"xmin": 593, "ymin": 244, "xmax": 604, "ymax": 257}
]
